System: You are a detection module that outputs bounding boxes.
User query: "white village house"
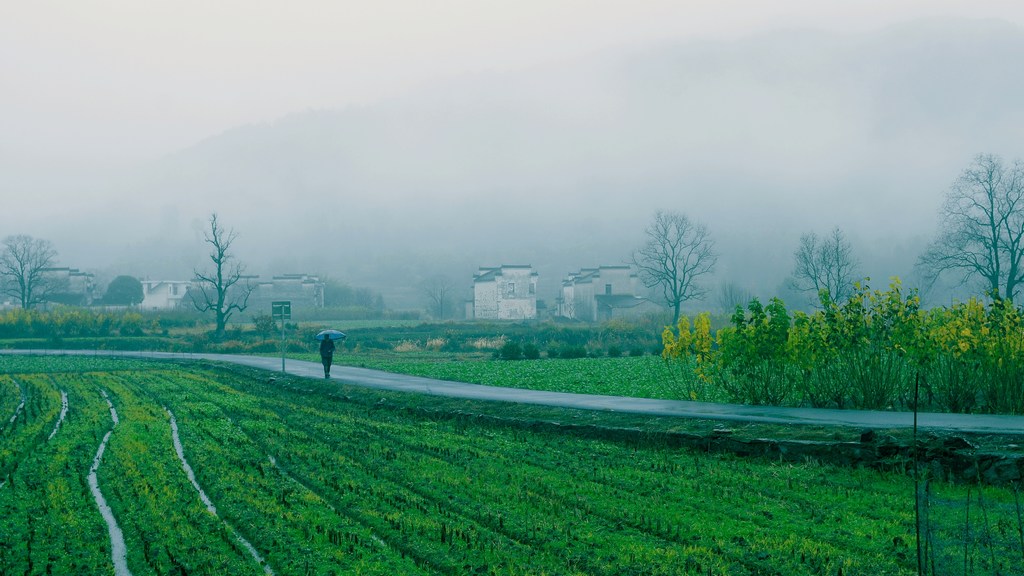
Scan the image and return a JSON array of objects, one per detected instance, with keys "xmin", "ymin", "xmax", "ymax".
[
  {"xmin": 471, "ymin": 265, "xmax": 538, "ymax": 320},
  {"xmin": 557, "ymin": 265, "xmax": 662, "ymax": 322},
  {"xmin": 140, "ymin": 280, "xmax": 191, "ymax": 310},
  {"xmin": 248, "ymin": 274, "xmax": 325, "ymax": 311},
  {"xmin": 141, "ymin": 274, "xmax": 325, "ymax": 312},
  {"xmin": 40, "ymin": 267, "xmax": 96, "ymax": 306}
]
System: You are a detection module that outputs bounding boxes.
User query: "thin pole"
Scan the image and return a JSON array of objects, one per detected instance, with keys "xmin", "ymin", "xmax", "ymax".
[
  {"xmin": 964, "ymin": 486, "xmax": 971, "ymax": 576},
  {"xmin": 914, "ymin": 371, "xmax": 923, "ymax": 576},
  {"xmin": 1014, "ymin": 483, "xmax": 1023, "ymax": 566},
  {"xmin": 280, "ymin": 317, "xmax": 286, "ymax": 373}
]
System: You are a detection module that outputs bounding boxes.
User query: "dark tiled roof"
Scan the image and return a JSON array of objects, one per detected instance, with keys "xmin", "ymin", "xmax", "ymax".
[
  {"xmin": 474, "ymin": 265, "xmax": 536, "ymax": 283},
  {"xmin": 563, "ymin": 265, "xmax": 632, "ymax": 285},
  {"xmin": 473, "ymin": 268, "xmax": 500, "ymax": 282}
]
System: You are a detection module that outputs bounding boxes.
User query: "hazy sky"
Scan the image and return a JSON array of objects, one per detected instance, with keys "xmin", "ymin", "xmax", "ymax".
[
  {"xmin": 5, "ymin": 1, "xmax": 1024, "ymax": 309},
  {"xmin": 4, "ymin": 0, "xmax": 1024, "ymax": 162}
]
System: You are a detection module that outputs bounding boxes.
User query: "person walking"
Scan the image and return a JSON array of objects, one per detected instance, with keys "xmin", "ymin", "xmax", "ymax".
[{"xmin": 319, "ymin": 335, "xmax": 336, "ymax": 378}]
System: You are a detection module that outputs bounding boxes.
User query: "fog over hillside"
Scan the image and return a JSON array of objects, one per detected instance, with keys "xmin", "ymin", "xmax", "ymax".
[{"xmin": 5, "ymin": 17, "xmax": 1024, "ymax": 309}]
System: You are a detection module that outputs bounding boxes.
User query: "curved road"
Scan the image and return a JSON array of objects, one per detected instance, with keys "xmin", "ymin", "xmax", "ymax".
[{"xmin": 4, "ymin": 349, "xmax": 1024, "ymax": 435}]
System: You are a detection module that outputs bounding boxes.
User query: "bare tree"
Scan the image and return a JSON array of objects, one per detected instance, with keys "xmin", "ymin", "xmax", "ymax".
[
  {"xmin": 717, "ymin": 281, "xmax": 754, "ymax": 314},
  {"xmin": 421, "ymin": 275, "xmax": 455, "ymax": 320},
  {"xmin": 190, "ymin": 214, "xmax": 255, "ymax": 337},
  {"xmin": 918, "ymin": 154, "xmax": 1024, "ymax": 302},
  {"xmin": 632, "ymin": 210, "xmax": 717, "ymax": 320},
  {"xmin": 0, "ymin": 235, "xmax": 62, "ymax": 309},
  {"xmin": 789, "ymin": 227, "xmax": 859, "ymax": 305}
]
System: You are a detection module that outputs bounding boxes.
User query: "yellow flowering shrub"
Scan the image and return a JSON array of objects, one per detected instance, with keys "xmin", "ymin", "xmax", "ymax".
[{"xmin": 659, "ymin": 277, "xmax": 1023, "ymax": 414}]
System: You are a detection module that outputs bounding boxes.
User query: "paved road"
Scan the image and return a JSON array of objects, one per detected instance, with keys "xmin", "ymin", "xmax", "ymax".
[{"xmin": 5, "ymin": 349, "xmax": 1024, "ymax": 434}]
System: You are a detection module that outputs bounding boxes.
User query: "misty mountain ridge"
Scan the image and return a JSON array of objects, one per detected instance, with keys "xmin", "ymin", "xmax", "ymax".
[{"xmin": 12, "ymin": 17, "xmax": 1024, "ymax": 309}]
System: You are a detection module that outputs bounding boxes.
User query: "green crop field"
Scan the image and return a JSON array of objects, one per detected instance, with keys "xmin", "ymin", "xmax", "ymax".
[
  {"xmin": 1, "ymin": 355, "xmax": 1020, "ymax": 575},
  {"xmin": 318, "ymin": 353, "xmax": 691, "ymax": 401}
]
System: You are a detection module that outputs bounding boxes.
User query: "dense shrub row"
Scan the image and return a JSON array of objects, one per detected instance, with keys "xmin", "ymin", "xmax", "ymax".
[
  {"xmin": 0, "ymin": 308, "xmax": 163, "ymax": 339},
  {"xmin": 0, "ymin": 304, "xmax": 665, "ymax": 360},
  {"xmin": 340, "ymin": 317, "xmax": 663, "ymax": 358},
  {"xmin": 663, "ymin": 279, "xmax": 1024, "ymax": 414},
  {"xmin": 0, "ymin": 304, "xmax": 665, "ymax": 365},
  {"xmin": 0, "ymin": 307, "xmax": 217, "ymax": 339}
]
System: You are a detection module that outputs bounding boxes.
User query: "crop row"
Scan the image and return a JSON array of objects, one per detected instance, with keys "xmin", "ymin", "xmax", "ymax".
[
  {"xmin": 232, "ymin": 367, "xmax": 1023, "ymax": 575},
  {"xmin": 127, "ymin": 370, "xmax": 423, "ymax": 575},
  {"xmin": 96, "ymin": 373, "xmax": 260, "ymax": 574},
  {"xmin": 0, "ymin": 375, "xmax": 25, "ymax": 432},
  {"xmin": 167, "ymin": 375, "xmax": 564, "ymax": 574},
  {"xmin": 1, "ymin": 374, "xmax": 115, "ymax": 573},
  {"xmin": 324, "ymin": 354, "xmax": 678, "ymax": 401},
  {"xmin": 0, "ymin": 369, "xmax": 276, "ymax": 575},
  {"xmin": 126, "ymin": 365, "xmax": 998, "ymax": 575},
  {"xmin": 2, "ymin": 357, "xmax": 1021, "ymax": 575},
  {"xmin": 288, "ymin": 386, "xmax": 913, "ymax": 573},
  {"xmin": 0, "ymin": 374, "xmax": 63, "ymax": 486}
]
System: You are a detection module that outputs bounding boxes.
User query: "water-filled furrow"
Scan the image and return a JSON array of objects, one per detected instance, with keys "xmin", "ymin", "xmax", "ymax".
[
  {"xmin": 47, "ymin": 390, "xmax": 68, "ymax": 441},
  {"xmin": 3, "ymin": 378, "xmax": 26, "ymax": 431},
  {"xmin": 88, "ymin": 390, "xmax": 132, "ymax": 576}
]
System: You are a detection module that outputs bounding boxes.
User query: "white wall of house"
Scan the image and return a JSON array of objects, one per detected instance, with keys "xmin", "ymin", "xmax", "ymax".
[
  {"xmin": 249, "ymin": 274, "xmax": 325, "ymax": 311},
  {"xmin": 559, "ymin": 282, "xmax": 575, "ymax": 318},
  {"xmin": 141, "ymin": 281, "xmax": 190, "ymax": 310},
  {"xmin": 473, "ymin": 280, "xmax": 499, "ymax": 319},
  {"xmin": 573, "ymin": 280, "xmax": 596, "ymax": 321},
  {"xmin": 473, "ymin": 265, "xmax": 538, "ymax": 320},
  {"xmin": 39, "ymin": 267, "xmax": 96, "ymax": 305},
  {"xmin": 597, "ymin": 267, "xmax": 636, "ymax": 295},
  {"xmin": 558, "ymin": 266, "xmax": 643, "ymax": 322}
]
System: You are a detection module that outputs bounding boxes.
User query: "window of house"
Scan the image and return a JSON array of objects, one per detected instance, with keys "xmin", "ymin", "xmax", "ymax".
[
  {"xmin": 508, "ymin": 283, "xmax": 515, "ymax": 297},
  {"xmin": 171, "ymin": 285, "xmax": 178, "ymax": 296},
  {"xmin": 605, "ymin": 284, "xmax": 612, "ymax": 295},
  {"xmin": 529, "ymin": 282, "xmax": 536, "ymax": 295}
]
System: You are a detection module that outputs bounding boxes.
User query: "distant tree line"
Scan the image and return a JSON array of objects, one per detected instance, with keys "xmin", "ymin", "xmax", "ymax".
[
  {"xmin": 323, "ymin": 279, "xmax": 385, "ymax": 310},
  {"xmin": 0, "ymin": 213, "xmax": 389, "ymax": 339},
  {"xmin": 4, "ymin": 153, "xmax": 1022, "ymax": 328},
  {"xmin": 634, "ymin": 152, "xmax": 1024, "ymax": 318}
]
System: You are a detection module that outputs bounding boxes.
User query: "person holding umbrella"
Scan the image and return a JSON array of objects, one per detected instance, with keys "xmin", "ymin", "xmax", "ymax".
[{"xmin": 316, "ymin": 329, "xmax": 346, "ymax": 379}]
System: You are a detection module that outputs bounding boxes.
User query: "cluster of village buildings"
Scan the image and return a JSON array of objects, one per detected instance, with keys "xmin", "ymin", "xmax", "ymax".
[
  {"xmin": 471, "ymin": 264, "xmax": 662, "ymax": 322},
  {"xmin": 138, "ymin": 273, "xmax": 324, "ymax": 312},
  {"xmin": 9, "ymin": 265, "xmax": 662, "ymax": 323},
  {"xmin": 6, "ymin": 269, "xmax": 325, "ymax": 313}
]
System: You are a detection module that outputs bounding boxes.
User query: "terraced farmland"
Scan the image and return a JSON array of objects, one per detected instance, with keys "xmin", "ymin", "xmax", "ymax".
[{"xmin": 1, "ymin": 355, "xmax": 1020, "ymax": 575}]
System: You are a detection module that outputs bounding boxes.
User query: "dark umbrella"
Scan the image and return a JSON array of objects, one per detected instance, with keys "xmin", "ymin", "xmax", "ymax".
[{"xmin": 315, "ymin": 329, "xmax": 347, "ymax": 341}]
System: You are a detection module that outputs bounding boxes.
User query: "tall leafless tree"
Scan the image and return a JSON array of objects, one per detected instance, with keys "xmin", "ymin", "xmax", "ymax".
[
  {"xmin": 0, "ymin": 235, "xmax": 62, "ymax": 309},
  {"xmin": 421, "ymin": 275, "xmax": 455, "ymax": 320},
  {"xmin": 632, "ymin": 210, "xmax": 717, "ymax": 320},
  {"xmin": 190, "ymin": 214, "xmax": 255, "ymax": 337},
  {"xmin": 789, "ymin": 227, "xmax": 859, "ymax": 306},
  {"xmin": 918, "ymin": 154, "xmax": 1024, "ymax": 302}
]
